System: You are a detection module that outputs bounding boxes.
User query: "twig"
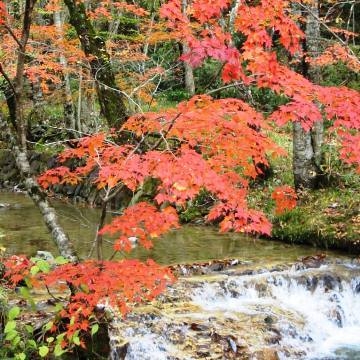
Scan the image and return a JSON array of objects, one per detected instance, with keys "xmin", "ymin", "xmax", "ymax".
[
  {"xmin": 0, "ymin": 63, "xmax": 16, "ymax": 95},
  {"xmin": 4, "ymin": 24, "xmax": 23, "ymax": 49}
]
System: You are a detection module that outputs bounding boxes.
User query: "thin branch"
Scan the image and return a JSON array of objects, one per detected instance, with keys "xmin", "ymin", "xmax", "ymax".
[
  {"xmin": 4, "ymin": 24, "xmax": 23, "ymax": 49},
  {"xmin": 298, "ymin": 1, "xmax": 360, "ymax": 66},
  {"xmin": 149, "ymin": 112, "xmax": 182, "ymax": 151},
  {"xmin": 0, "ymin": 63, "xmax": 16, "ymax": 95},
  {"xmin": 206, "ymin": 81, "xmax": 243, "ymax": 95}
]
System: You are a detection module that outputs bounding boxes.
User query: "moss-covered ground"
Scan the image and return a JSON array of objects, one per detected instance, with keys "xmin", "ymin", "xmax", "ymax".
[{"xmin": 248, "ymin": 126, "xmax": 360, "ymax": 254}]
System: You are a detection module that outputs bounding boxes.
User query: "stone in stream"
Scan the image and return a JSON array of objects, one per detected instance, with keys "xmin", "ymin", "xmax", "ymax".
[
  {"xmin": 36, "ymin": 250, "xmax": 55, "ymax": 262},
  {"xmin": 252, "ymin": 348, "xmax": 280, "ymax": 360},
  {"xmin": 0, "ymin": 202, "xmax": 11, "ymax": 208}
]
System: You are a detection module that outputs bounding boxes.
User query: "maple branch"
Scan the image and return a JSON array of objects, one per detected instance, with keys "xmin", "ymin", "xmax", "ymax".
[
  {"xmin": 206, "ymin": 81, "xmax": 243, "ymax": 95},
  {"xmin": 4, "ymin": 24, "xmax": 22, "ymax": 49},
  {"xmin": 0, "ymin": 63, "xmax": 16, "ymax": 95},
  {"xmin": 298, "ymin": 1, "xmax": 360, "ymax": 65},
  {"xmin": 149, "ymin": 113, "xmax": 182, "ymax": 151},
  {"xmin": 94, "ymin": 69, "xmax": 144, "ymax": 114}
]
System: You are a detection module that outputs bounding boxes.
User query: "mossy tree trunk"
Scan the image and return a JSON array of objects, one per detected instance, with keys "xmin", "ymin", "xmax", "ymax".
[{"xmin": 64, "ymin": 0, "xmax": 128, "ymax": 129}]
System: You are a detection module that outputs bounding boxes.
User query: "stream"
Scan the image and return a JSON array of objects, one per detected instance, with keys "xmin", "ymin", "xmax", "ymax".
[
  {"xmin": 0, "ymin": 192, "xmax": 359, "ymax": 359},
  {"xmin": 120, "ymin": 260, "xmax": 360, "ymax": 360},
  {"xmin": 0, "ymin": 192, "xmax": 332, "ymax": 264}
]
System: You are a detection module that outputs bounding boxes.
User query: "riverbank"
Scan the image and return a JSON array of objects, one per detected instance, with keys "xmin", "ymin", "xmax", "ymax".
[
  {"xmin": 1, "ymin": 139, "xmax": 359, "ymax": 256},
  {"xmin": 271, "ymin": 187, "xmax": 360, "ymax": 254}
]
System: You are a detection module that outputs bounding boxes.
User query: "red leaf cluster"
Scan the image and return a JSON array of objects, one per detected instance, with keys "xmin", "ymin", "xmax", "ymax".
[
  {"xmin": 43, "ymin": 259, "xmax": 174, "ymax": 341},
  {"xmin": 0, "ymin": 1, "xmax": 6, "ymax": 26},
  {"xmin": 271, "ymin": 185, "xmax": 297, "ymax": 215},
  {"xmin": 99, "ymin": 203, "xmax": 179, "ymax": 251}
]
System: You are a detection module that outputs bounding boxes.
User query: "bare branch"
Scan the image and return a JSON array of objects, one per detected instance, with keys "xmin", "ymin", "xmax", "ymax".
[
  {"xmin": 0, "ymin": 63, "xmax": 16, "ymax": 95},
  {"xmin": 3, "ymin": 24, "xmax": 22, "ymax": 49}
]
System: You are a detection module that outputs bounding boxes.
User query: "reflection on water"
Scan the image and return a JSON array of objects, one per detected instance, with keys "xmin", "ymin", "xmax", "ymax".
[{"xmin": 0, "ymin": 192, "xmax": 345, "ymax": 265}]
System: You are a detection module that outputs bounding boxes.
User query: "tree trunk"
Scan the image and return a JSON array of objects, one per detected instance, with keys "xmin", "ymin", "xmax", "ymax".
[
  {"xmin": 293, "ymin": 0, "xmax": 323, "ymax": 190},
  {"xmin": 63, "ymin": 0, "xmax": 128, "ymax": 129},
  {"xmin": 1, "ymin": 0, "xmax": 79, "ymax": 262},
  {"xmin": 293, "ymin": 122, "xmax": 319, "ymax": 189},
  {"xmin": 180, "ymin": 0, "xmax": 195, "ymax": 95},
  {"xmin": 13, "ymin": 146, "xmax": 79, "ymax": 262},
  {"xmin": 53, "ymin": 9, "xmax": 77, "ymax": 134}
]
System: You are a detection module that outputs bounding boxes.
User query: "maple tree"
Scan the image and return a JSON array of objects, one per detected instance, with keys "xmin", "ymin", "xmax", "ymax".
[
  {"xmin": 159, "ymin": 0, "xmax": 360, "ymax": 182},
  {"xmin": 0, "ymin": 0, "xmax": 359, "ymax": 357}
]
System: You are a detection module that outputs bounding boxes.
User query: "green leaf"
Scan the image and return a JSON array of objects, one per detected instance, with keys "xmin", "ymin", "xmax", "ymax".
[
  {"xmin": 8, "ymin": 306, "xmax": 21, "ymax": 321},
  {"xmin": 56, "ymin": 333, "xmax": 65, "ymax": 342},
  {"xmin": 27, "ymin": 339, "xmax": 37, "ymax": 349},
  {"xmin": 12, "ymin": 335, "xmax": 21, "ymax": 346},
  {"xmin": 20, "ymin": 286, "xmax": 35, "ymax": 308},
  {"xmin": 46, "ymin": 336, "xmax": 54, "ymax": 343},
  {"xmin": 24, "ymin": 278, "xmax": 33, "ymax": 289},
  {"xmin": 54, "ymin": 303, "xmax": 63, "ymax": 312},
  {"xmin": 5, "ymin": 320, "xmax": 17, "ymax": 333},
  {"xmin": 43, "ymin": 321, "xmax": 53, "ymax": 331},
  {"xmin": 5, "ymin": 329, "xmax": 18, "ymax": 341},
  {"xmin": 91, "ymin": 323, "xmax": 99, "ymax": 336},
  {"xmin": 15, "ymin": 353, "xmax": 26, "ymax": 360},
  {"xmin": 37, "ymin": 260, "xmax": 50, "ymax": 273},
  {"xmin": 54, "ymin": 343, "xmax": 66, "ymax": 357},
  {"xmin": 72, "ymin": 335, "xmax": 80, "ymax": 346},
  {"xmin": 19, "ymin": 286, "xmax": 30, "ymax": 298},
  {"xmin": 30, "ymin": 265, "xmax": 40, "ymax": 275},
  {"xmin": 54, "ymin": 256, "xmax": 69, "ymax": 265},
  {"xmin": 39, "ymin": 345, "xmax": 49, "ymax": 358},
  {"xmin": 25, "ymin": 324, "xmax": 33, "ymax": 334}
]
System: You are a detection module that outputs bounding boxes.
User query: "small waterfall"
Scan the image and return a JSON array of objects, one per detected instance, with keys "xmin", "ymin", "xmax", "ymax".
[
  {"xmin": 119, "ymin": 261, "xmax": 360, "ymax": 360},
  {"xmin": 191, "ymin": 263, "xmax": 360, "ymax": 359}
]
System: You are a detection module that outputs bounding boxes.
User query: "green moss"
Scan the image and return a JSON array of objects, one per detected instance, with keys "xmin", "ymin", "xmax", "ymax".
[{"xmin": 271, "ymin": 187, "xmax": 360, "ymax": 253}]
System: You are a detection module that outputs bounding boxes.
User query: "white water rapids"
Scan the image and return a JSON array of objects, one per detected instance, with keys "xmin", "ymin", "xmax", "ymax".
[
  {"xmin": 121, "ymin": 261, "xmax": 360, "ymax": 360},
  {"xmin": 191, "ymin": 263, "xmax": 360, "ymax": 359}
]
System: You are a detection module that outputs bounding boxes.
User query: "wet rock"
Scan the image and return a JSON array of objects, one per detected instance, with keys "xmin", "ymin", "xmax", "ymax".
[
  {"xmin": 252, "ymin": 348, "xmax": 279, "ymax": 360},
  {"xmin": 300, "ymin": 253, "xmax": 327, "ymax": 268},
  {"xmin": 169, "ymin": 258, "xmax": 244, "ymax": 277},
  {"xmin": 265, "ymin": 328, "xmax": 282, "ymax": 345},
  {"xmin": 189, "ymin": 322, "xmax": 209, "ymax": 332},
  {"xmin": 196, "ymin": 342, "xmax": 211, "ymax": 357},
  {"xmin": 108, "ymin": 339, "xmax": 128, "ymax": 360},
  {"xmin": 321, "ymin": 274, "xmax": 340, "ymax": 291},
  {"xmin": 264, "ymin": 316, "xmax": 274, "ymax": 325},
  {"xmin": 36, "ymin": 251, "xmax": 55, "ymax": 262}
]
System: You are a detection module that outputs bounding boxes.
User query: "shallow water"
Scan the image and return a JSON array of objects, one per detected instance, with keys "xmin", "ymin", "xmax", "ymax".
[{"xmin": 0, "ymin": 192, "xmax": 347, "ymax": 264}]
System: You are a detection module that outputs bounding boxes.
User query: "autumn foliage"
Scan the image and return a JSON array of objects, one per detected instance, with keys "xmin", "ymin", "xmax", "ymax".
[
  {"xmin": 3, "ymin": 255, "xmax": 174, "ymax": 350},
  {"xmin": 1, "ymin": 0, "xmax": 360, "ymax": 356}
]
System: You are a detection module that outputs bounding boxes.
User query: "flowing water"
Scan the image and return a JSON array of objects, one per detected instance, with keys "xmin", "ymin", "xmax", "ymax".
[
  {"xmin": 121, "ymin": 261, "xmax": 360, "ymax": 360},
  {"xmin": 0, "ymin": 192, "xmax": 359, "ymax": 359}
]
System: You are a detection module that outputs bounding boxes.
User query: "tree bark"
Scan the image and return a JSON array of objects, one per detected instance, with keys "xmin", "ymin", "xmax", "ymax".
[
  {"xmin": 63, "ymin": 0, "xmax": 128, "ymax": 129},
  {"xmin": 53, "ymin": 9, "xmax": 77, "ymax": 134},
  {"xmin": 180, "ymin": 0, "xmax": 195, "ymax": 95},
  {"xmin": 293, "ymin": 122, "xmax": 319, "ymax": 189},
  {"xmin": 293, "ymin": 0, "xmax": 323, "ymax": 190}
]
